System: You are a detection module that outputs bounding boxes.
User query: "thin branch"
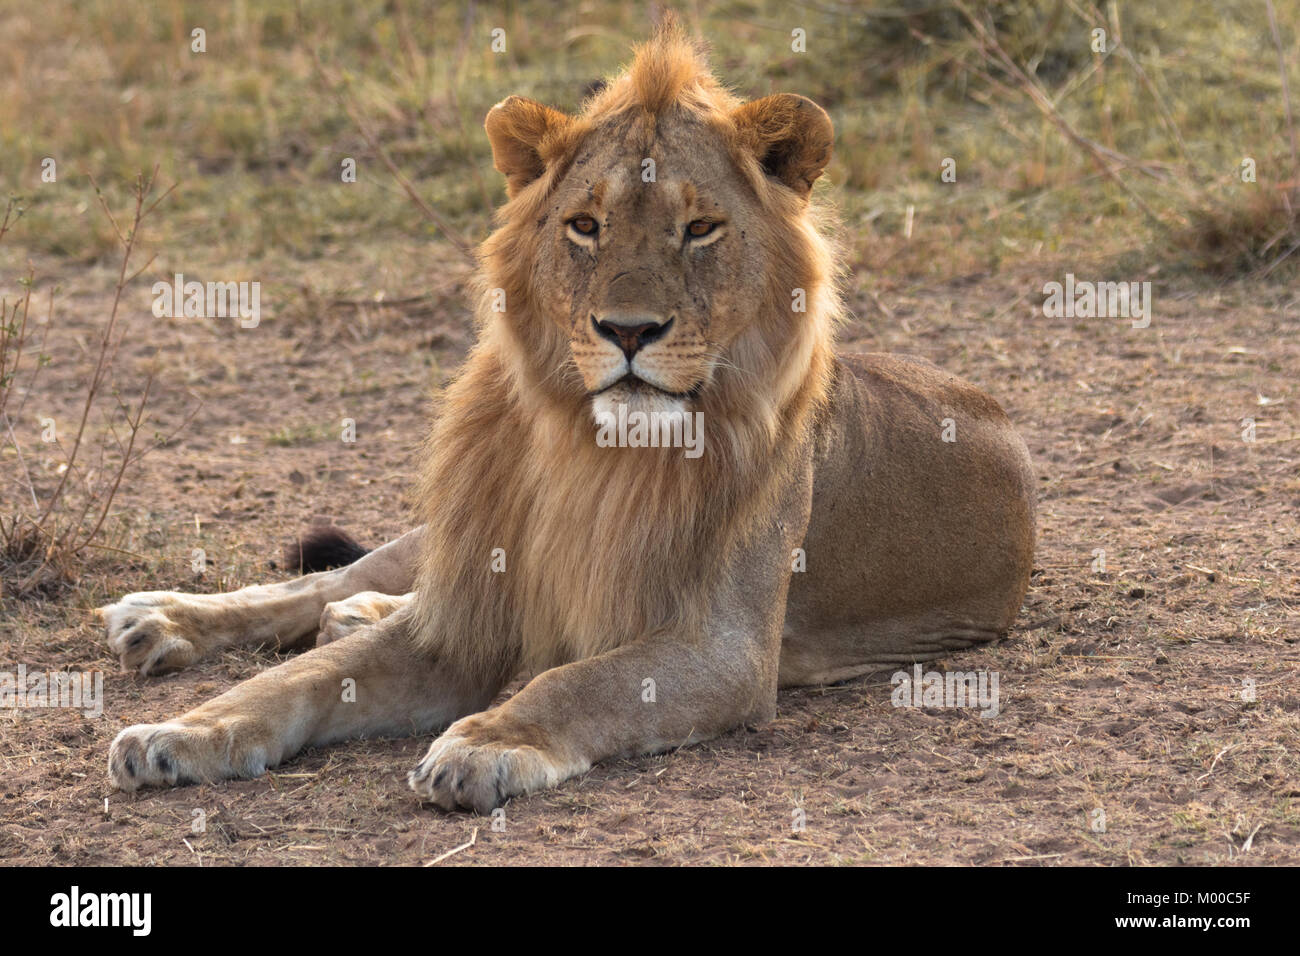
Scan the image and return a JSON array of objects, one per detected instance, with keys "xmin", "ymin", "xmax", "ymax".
[
  {"xmin": 309, "ymin": 47, "xmax": 477, "ymax": 264},
  {"xmin": 32, "ymin": 171, "xmax": 154, "ymax": 529},
  {"xmin": 952, "ymin": 0, "xmax": 1172, "ymax": 233},
  {"xmin": 1, "ymin": 412, "xmax": 39, "ymax": 510},
  {"xmin": 1064, "ymin": 0, "xmax": 1198, "ymax": 178},
  {"xmin": 11, "ymin": 169, "xmax": 176, "ymax": 590},
  {"xmin": 1266, "ymin": 0, "xmax": 1299, "ymax": 181},
  {"xmin": 72, "ymin": 373, "xmax": 153, "ymax": 554}
]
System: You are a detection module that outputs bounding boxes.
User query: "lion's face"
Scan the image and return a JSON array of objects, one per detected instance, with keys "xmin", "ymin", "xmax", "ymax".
[
  {"xmin": 480, "ymin": 41, "xmax": 834, "ymax": 427},
  {"xmin": 534, "ymin": 113, "xmax": 768, "ymax": 419}
]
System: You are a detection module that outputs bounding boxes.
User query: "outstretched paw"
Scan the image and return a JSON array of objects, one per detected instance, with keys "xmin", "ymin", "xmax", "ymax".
[
  {"xmin": 109, "ymin": 720, "xmax": 259, "ymax": 791},
  {"xmin": 408, "ymin": 714, "xmax": 583, "ymax": 814},
  {"xmin": 99, "ymin": 594, "xmax": 203, "ymax": 675}
]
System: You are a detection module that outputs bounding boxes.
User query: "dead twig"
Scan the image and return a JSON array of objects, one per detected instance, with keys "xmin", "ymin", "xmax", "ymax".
[
  {"xmin": 1196, "ymin": 743, "xmax": 1241, "ymax": 783},
  {"xmin": 5, "ymin": 169, "xmax": 179, "ymax": 592},
  {"xmin": 423, "ymin": 827, "xmax": 478, "ymax": 866}
]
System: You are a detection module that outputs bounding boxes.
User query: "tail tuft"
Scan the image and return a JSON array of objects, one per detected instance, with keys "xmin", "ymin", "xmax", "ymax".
[{"xmin": 280, "ymin": 525, "xmax": 370, "ymax": 574}]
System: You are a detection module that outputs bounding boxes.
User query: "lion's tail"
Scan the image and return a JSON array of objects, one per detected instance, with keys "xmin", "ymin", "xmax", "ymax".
[{"xmin": 280, "ymin": 524, "xmax": 371, "ymax": 574}]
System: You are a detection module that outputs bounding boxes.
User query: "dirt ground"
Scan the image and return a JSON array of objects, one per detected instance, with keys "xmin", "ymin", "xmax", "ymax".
[{"xmin": 1, "ymin": 251, "xmax": 1297, "ymax": 866}]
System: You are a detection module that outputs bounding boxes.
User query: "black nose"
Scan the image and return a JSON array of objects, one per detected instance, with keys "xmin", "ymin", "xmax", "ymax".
[{"xmin": 593, "ymin": 315, "xmax": 673, "ymax": 360}]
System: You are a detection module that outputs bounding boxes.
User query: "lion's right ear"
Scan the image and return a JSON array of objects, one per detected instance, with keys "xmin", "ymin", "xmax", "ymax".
[{"xmin": 485, "ymin": 95, "xmax": 575, "ymax": 198}]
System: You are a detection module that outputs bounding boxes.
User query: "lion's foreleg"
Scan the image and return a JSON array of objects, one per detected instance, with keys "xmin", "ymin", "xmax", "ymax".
[
  {"xmin": 408, "ymin": 461, "xmax": 815, "ymax": 813},
  {"xmin": 108, "ymin": 602, "xmax": 487, "ymax": 790},
  {"xmin": 408, "ymin": 628, "xmax": 781, "ymax": 813}
]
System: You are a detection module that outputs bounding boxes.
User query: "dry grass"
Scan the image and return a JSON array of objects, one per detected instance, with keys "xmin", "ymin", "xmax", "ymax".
[{"xmin": 0, "ymin": 175, "xmax": 181, "ymax": 597}]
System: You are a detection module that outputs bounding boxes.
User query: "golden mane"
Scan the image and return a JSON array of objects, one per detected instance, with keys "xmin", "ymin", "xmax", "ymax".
[
  {"xmin": 410, "ymin": 22, "xmax": 842, "ymax": 686},
  {"xmin": 584, "ymin": 17, "xmax": 739, "ymax": 121}
]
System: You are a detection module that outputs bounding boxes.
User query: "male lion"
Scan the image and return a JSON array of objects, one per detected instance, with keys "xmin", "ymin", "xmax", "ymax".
[{"xmin": 99, "ymin": 23, "xmax": 1035, "ymax": 813}]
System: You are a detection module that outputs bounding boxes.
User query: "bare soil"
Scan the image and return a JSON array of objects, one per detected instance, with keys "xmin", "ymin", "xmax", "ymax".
[{"xmin": 2, "ymin": 253, "xmax": 1297, "ymax": 866}]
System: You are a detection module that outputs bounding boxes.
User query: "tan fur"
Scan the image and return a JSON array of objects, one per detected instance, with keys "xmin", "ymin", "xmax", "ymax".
[{"xmin": 99, "ymin": 20, "xmax": 1035, "ymax": 813}]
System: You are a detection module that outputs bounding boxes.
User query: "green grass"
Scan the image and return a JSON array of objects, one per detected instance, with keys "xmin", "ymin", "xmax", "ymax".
[{"xmin": 0, "ymin": 0, "xmax": 1297, "ymax": 281}]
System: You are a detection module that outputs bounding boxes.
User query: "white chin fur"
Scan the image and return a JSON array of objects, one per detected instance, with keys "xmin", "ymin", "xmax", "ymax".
[{"xmin": 591, "ymin": 384, "xmax": 687, "ymax": 425}]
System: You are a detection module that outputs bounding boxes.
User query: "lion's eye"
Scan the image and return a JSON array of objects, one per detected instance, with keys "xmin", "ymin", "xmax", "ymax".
[
  {"xmin": 569, "ymin": 217, "xmax": 599, "ymax": 237},
  {"xmin": 686, "ymin": 219, "xmax": 717, "ymax": 239}
]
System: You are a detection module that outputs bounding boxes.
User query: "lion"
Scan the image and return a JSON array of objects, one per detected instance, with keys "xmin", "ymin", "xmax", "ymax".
[{"xmin": 98, "ymin": 22, "xmax": 1035, "ymax": 814}]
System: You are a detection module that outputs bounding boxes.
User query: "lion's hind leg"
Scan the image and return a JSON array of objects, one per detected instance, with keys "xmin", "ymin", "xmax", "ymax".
[
  {"xmin": 317, "ymin": 592, "xmax": 413, "ymax": 646},
  {"xmin": 98, "ymin": 527, "xmax": 424, "ymax": 675},
  {"xmin": 101, "ymin": 581, "xmax": 323, "ymax": 676}
]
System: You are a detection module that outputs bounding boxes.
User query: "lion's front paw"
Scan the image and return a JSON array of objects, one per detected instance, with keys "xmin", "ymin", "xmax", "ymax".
[
  {"xmin": 109, "ymin": 720, "xmax": 262, "ymax": 792},
  {"xmin": 98, "ymin": 593, "xmax": 203, "ymax": 675},
  {"xmin": 408, "ymin": 716, "xmax": 583, "ymax": 814}
]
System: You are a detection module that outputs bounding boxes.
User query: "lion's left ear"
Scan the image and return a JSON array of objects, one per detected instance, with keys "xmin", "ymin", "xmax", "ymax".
[
  {"xmin": 730, "ymin": 93, "xmax": 833, "ymax": 196},
  {"xmin": 485, "ymin": 95, "xmax": 575, "ymax": 197}
]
